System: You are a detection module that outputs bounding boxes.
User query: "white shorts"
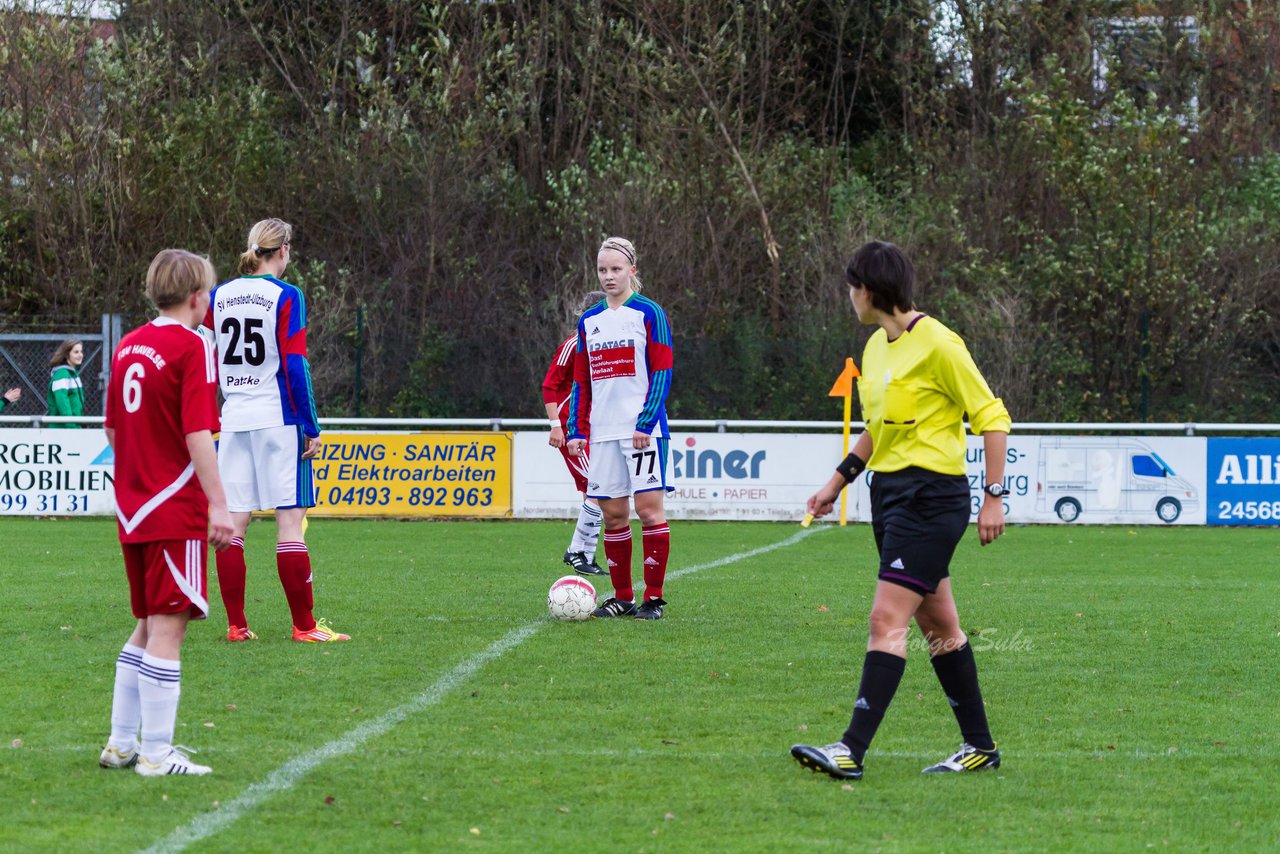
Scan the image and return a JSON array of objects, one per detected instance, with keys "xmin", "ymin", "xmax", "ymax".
[
  {"xmin": 218, "ymin": 425, "xmax": 315, "ymax": 512},
  {"xmin": 585, "ymin": 437, "xmax": 673, "ymax": 500}
]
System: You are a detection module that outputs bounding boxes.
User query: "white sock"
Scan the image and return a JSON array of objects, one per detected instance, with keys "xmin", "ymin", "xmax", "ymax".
[
  {"xmin": 569, "ymin": 501, "xmax": 603, "ymax": 557},
  {"xmin": 138, "ymin": 653, "xmax": 181, "ymax": 762},
  {"xmin": 108, "ymin": 643, "xmax": 145, "ymax": 750}
]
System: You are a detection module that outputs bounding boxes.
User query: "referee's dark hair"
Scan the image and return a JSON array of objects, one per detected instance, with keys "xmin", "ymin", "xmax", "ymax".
[{"xmin": 845, "ymin": 241, "xmax": 915, "ymax": 314}]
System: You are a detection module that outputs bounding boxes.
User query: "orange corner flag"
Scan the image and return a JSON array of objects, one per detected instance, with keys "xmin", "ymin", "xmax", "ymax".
[{"xmin": 827, "ymin": 357, "xmax": 861, "ymax": 397}]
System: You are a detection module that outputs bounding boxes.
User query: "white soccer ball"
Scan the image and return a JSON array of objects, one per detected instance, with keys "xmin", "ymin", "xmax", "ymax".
[{"xmin": 547, "ymin": 575, "xmax": 597, "ymax": 621}]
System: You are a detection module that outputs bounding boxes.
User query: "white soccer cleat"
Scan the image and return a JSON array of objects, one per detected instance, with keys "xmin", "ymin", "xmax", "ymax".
[
  {"xmin": 134, "ymin": 746, "xmax": 211, "ymax": 776},
  {"xmin": 791, "ymin": 741, "xmax": 863, "ymax": 780},
  {"xmin": 99, "ymin": 744, "xmax": 138, "ymax": 769}
]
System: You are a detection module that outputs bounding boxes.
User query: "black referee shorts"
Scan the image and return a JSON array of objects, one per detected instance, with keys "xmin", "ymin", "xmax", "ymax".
[{"xmin": 869, "ymin": 467, "xmax": 971, "ymax": 595}]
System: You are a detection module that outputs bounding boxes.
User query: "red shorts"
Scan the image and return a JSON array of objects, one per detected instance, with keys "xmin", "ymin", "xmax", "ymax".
[
  {"xmin": 122, "ymin": 539, "xmax": 209, "ymax": 620},
  {"xmin": 558, "ymin": 441, "xmax": 590, "ymax": 493}
]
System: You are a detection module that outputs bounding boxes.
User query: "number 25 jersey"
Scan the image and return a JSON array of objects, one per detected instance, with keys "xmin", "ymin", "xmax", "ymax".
[{"xmin": 205, "ymin": 274, "xmax": 321, "ymax": 437}]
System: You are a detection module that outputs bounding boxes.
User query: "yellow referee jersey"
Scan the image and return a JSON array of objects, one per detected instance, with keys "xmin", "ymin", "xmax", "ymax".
[{"xmin": 858, "ymin": 315, "xmax": 1010, "ymax": 476}]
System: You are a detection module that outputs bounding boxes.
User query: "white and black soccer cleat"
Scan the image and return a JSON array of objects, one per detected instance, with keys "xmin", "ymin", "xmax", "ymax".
[
  {"xmin": 922, "ymin": 742, "xmax": 1000, "ymax": 773},
  {"xmin": 563, "ymin": 551, "xmax": 606, "ymax": 577},
  {"xmin": 591, "ymin": 597, "xmax": 636, "ymax": 618},
  {"xmin": 135, "ymin": 746, "xmax": 211, "ymax": 777},
  {"xmin": 791, "ymin": 742, "xmax": 863, "ymax": 780}
]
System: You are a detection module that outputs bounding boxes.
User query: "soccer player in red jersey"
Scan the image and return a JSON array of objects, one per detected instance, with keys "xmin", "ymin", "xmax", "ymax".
[
  {"xmin": 543, "ymin": 291, "xmax": 606, "ymax": 577},
  {"xmin": 99, "ymin": 249, "xmax": 234, "ymax": 777}
]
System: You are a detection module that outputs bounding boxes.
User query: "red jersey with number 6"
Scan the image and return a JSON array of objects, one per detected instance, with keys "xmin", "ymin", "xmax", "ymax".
[{"xmin": 105, "ymin": 317, "xmax": 220, "ymax": 543}]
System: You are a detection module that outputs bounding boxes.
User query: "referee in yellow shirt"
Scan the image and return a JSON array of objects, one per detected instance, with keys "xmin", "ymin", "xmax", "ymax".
[{"xmin": 792, "ymin": 240, "xmax": 1011, "ymax": 781}]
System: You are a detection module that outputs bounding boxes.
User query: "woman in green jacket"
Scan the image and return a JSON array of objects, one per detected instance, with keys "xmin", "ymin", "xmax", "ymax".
[{"xmin": 46, "ymin": 338, "xmax": 85, "ymax": 428}]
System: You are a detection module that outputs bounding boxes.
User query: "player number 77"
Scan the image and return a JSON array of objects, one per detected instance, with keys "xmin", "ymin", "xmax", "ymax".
[{"xmin": 631, "ymin": 450, "xmax": 657, "ymax": 476}]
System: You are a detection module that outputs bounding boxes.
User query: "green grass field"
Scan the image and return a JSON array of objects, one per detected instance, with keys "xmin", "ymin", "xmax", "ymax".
[{"xmin": 2, "ymin": 518, "xmax": 1278, "ymax": 853}]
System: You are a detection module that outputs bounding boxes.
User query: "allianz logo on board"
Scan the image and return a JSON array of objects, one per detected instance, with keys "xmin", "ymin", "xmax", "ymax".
[
  {"xmin": 672, "ymin": 437, "xmax": 765, "ymax": 480},
  {"xmin": 1215, "ymin": 454, "xmax": 1280, "ymax": 485}
]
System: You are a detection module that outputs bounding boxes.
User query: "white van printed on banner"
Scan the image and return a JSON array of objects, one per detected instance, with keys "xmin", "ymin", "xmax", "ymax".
[{"xmin": 1034, "ymin": 437, "xmax": 1201, "ymax": 524}]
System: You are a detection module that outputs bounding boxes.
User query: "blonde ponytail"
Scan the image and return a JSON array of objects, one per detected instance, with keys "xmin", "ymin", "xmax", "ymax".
[{"xmin": 238, "ymin": 218, "xmax": 293, "ymax": 275}]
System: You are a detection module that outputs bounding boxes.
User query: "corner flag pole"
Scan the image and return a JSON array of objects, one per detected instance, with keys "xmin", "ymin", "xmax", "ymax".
[{"xmin": 829, "ymin": 357, "xmax": 860, "ymax": 527}]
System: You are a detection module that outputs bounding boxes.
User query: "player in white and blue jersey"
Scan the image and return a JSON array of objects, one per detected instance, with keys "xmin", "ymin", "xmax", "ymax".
[
  {"xmin": 566, "ymin": 237, "xmax": 674, "ymax": 620},
  {"xmin": 204, "ymin": 218, "xmax": 349, "ymax": 644}
]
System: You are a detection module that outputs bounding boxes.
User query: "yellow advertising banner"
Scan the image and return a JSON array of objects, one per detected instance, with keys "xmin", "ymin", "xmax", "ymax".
[{"xmin": 310, "ymin": 432, "xmax": 512, "ymax": 517}]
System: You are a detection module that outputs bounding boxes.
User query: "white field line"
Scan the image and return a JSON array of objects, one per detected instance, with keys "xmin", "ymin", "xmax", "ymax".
[
  {"xmin": 140, "ymin": 526, "xmax": 824, "ymax": 854},
  {"xmin": 665, "ymin": 528, "xmax": 819, "ymax": 581}
]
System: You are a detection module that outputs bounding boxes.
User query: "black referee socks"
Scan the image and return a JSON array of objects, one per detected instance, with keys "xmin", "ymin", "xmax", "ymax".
[
  {"xmin": 841, "ymin": 650, "xmax": 907, "ymax": 764},
  {"xmin": 930, "ymin": 641, "xmax": 995, "ymax": 751}
]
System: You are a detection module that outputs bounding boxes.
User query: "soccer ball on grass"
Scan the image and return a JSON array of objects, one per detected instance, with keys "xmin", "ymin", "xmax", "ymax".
[{"xmin": 547, "ymin": 575, "xmax": 597, "ymax": 621}]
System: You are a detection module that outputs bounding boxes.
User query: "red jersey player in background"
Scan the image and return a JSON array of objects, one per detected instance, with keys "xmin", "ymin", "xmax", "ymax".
[
  {"xmin": 99, "ymin": 249, "xmax": 233, "ymax": 777},
  {"xmin": 543, "ymin": 291, "xmax": 607, "ymax": 577}
]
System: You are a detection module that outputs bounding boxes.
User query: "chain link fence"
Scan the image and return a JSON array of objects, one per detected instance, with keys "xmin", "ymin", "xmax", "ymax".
[{"xmin": 0, "ymin": 315, "xmax": 123, "ymax": 423}]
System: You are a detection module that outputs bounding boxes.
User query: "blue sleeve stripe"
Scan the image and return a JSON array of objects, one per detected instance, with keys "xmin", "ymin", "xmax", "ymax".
[
  {"xmin": 294, "ymin": 285, "xmax": 307, "ymax": 329},
  {"xmin": 637, "ymin": 368, "xmax": 671, "ymax": 430},
  {"xmin": 281, "ymin": 352, "xmax": 320, "ymax": 437},
  {"xmin": 274, "ymin": 279, "xmax": 307, "ymax": 333},
  {"xmin": 639, "ymin": 296, "xmax": 672, "ymax": 345},
  {"xmin": 301, "ymin": 357, "xmax": 320, "ymax": 432},
  {"xmin": 634, "ymin": 297, "xmax": 673, "ymax": 431},
  {"xmin": 567, "ymin": 321, "xmax": 587, "ymax": 438}
]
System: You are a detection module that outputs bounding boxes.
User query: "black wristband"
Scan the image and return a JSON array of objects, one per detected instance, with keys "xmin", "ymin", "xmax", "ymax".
[{"xmin": 835, "ymin": 453, "xmax": 866, "ymax": 484}]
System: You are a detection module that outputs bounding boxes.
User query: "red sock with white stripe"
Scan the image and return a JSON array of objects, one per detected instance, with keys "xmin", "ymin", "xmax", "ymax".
[
  {"xmin": 277, "ymin": 542, "xmax": 315, "ymax": 632},
  {"xmin": 641, "ymin": 523, "xmax": 670, "ymax": 601},
  {"xmin": 215, "ymin": 537, "xmax": 248, "ymax": 629},
  {"xmin": 603, "ymin": 526, "xmax": 634, "ymax": 602}
]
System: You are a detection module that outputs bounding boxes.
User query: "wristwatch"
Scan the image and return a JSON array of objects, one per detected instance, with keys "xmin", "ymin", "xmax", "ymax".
[{"xmin": 983, "ymin": 482, "xmax": 1006, "ymax": 498}]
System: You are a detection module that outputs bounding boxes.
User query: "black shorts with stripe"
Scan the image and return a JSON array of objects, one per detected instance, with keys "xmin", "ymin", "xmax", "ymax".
[{"xmin": 869, "ymin": 466, "xmax": 970, "ymax": 595}]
